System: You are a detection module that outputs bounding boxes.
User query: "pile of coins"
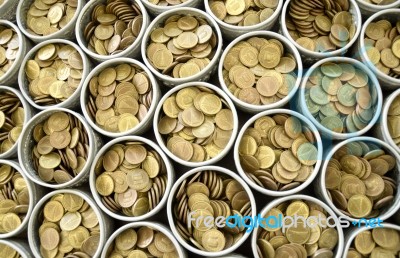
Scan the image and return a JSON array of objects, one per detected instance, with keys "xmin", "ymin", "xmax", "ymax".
[
  {"xmin": 305, "ymin": 62, "xmax": 377, "ymax": 133},
  {"xmin": 208, "ymin": 0, "xmax": 278, "ymax": 26},
  {"xmin": 0, "ymin": 26, "xmax": 19, "ymax": 78},
  {"xmin": 173, "ymin": 170, "xmax": 251, "ymax": 252},
  {"xmin": 147, "ymin": 0, "xmax": 187, "ymax": 6},
  {"xmin": 105, "ymin": 226, "xmax": 179, "ymax": 257},
  {"xmin": 257, "ymin": 199, "xmax": 340, "ymax": 258},
  {"xmin": 38, "ymin": 193, "xmax": 100, "ymax": 257},
  {"xmin": 325, "ymin": 141, "xmax": 397, "ymax": 218},
  {"xmin": 239, "ymin": 114, "xmax": 318, "ymax": 191},
  {"xmin": 362, "ymin": 0, "xmax": 397, "ymax": 5},
  {"xmin": 0, "ymin": 164, "xmax": 29, "ymax": 234},
  {"xmin": 286, "ymin": 0, "xmax": 356, "ymax": 52},
  {"xmin": 146, "ymin": 15, "xmax": 217, "ymax": 78},
  {"xmin": 94, "ymin": 141, "xmax": 168, "ymax": 217},
  {"xmin": 83, "ymin": 0, "xmax": 143, "ymax": 56},
  {"xmin": 25, "ymin": 0, "xmax": 78, "ymax": 36},
  {"xmin": 0, "ymin": 243, "xmax": 22, "ymax": 257},
  {"xmin": 86, "ymin": 63, "xmax": 153, "ymax": 133},
  {"xmin": 24, "ymin": 43, "xmax": 84, "ymax": 106},
  {"xmin": 31, "ymin": 111, "xmax": 89, "ymax": 184},
  {"xmin": 157, "ymin": 86, "xmax": 234, "ymax": 162},
  {"xmin": 0, "ymin": 90, "xmax": 24, "ymax": 154},
  {"xmin": 387, "ymin": 94, "xmax": 400, "ymax": 147},
  {"xmin": 348, "ymin": 227, "xmax": 400, "ymax": 257},
  {"xmin": 364, "ymin": 19, "xmax": 400, "ymax": 79},
  {"xmin": 222, "ymin": 36, "xmax": 297, "ymax": 105}
]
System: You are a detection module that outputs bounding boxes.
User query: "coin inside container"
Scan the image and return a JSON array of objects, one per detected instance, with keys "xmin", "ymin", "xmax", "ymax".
[
  {"xmin": 0, "ymin": 239, "xmax": 32, "ymax": 258},
  {"xmin": 0, "ymin": 21, "xmax": 21, "ymax": 83}
]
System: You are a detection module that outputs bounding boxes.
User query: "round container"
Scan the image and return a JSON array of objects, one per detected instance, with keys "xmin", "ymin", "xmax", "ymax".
[
  {"xmin": 28, "ymin": 189, "xmax": 113, "ymax": 258},
  {"xmin": 0, "ymin": 159, "xmax": 44, "ymax": 239},
  {"xmin": 281, "ymin": 0, "xmax": 362, "ymax": 64},
  {"xmin": 0, "ymin": 20, "xmax": 32, "ymax": 86},
  {"xmin": 141, "ymin": 0, "xmax": 202, "ymax": 17},
  {"xmin": 298, "ymin": 57, "xmax": 383, "ymax": 140},
  {"xmin": 234, "ymin": 109, "xmax": 323, "ymax": 197},
  {"xmin": 204, "ymin": 0, "xmax": 283, "ymax": 40},
  {"xmin": 141, "ymin": 8, "xmax": 223, "ymax": 87},
  {"xmin": 0, "ymin": 0, "xmax": 19, "ymax": 21},
  {"xmin": 356, "ymin": 1, "xmax": 400, "ymax": 18},
  {"xmin": 153, "ymin": 81, "xmax": 238, "ymax": 167},
  {"xmin": 0, "ymin": 86, "xmax": 34, "ymax": 160},
  {"xmin": 18, "ymin": 39, "xmax": 91, "ymax": 111},
  {"xmin": 251, "ymin": 194, "xmax": 344, "ymax": 258},
  {"xmin": 167, "ymin": 166, "xmax": 257, "ymax": 257},
  {"xmin": 102, "ymin": 221, "xmax": 187, "ymax": 258},
  {"xmin": 76, "ymin": 0, "xmax": 149, "ymax": 62},
  {"xmin": 316, "ymin": 136, "xmax": 400, "ymax": 223},
  {"xmin": 16, "ymin": 0, "xmax": 85, "ymax": 43},
  {"xmin": 357, "ymin": 9, "xmax": 400, "ymax": 90},
  {"xmin": 18, "ymin": 108, "xmax": 103, "ymax": 189},
  {"xmin": 80, "ymin": 58, "xmax": 160, "ymax": 138},
  {"xmin": 0, "ymin": 239, "xmax": 33, "ymax": 258},
  {"xmin": 90, "ymin": 136, "xmax": 174, "ymax": 222},
  {"xmin": 218, "ymin": 31, "xmax": 303, "ymax": 113}
]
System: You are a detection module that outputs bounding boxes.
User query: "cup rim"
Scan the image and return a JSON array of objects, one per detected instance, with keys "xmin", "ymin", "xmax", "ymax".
[
  {"xmin": 153, "ymin": 81, "xmax": 239, "ymax": 167},
  {"xmin": 79, "ymin": 57, "xmax": 160, "ymax": 138},
  {"xmin": 218, "ymin": 30, "xmax": 303, "ymax": 112},
  {"xmin": 299, "ymin": 56, "xmax": 383, "ymax": 140},
  {"xmin": 18, "ymin": 107, "xmax": 96, "ymax": 189},
  {"xmin": 89, "ymin": 135, "xmax": 174, "ymax": 222},
  {"xmin": 166, "ymin": 165, "xmax": 257, "ymax": 257},
  {"xmin": 280, "ymin": 0, "xmax": 362, "ymax": 58},
  {"xmin": 234, "ymin": 108, "xmax": 323, "ymax": 196},
  {"xmin": 75, "ymin": 0, "xmax": 148, "ymax": 61},
  {"xmin": 0, "ymin": 239, "xmax": 30, "ymax": 258},
  {"xmin": 141, "ymin": 0, "xmax": 198, "ymax": 12},
  {"xmin": 381, "ymin": 87, "xmax": 400, "ymax": 153},
  {"xmin": 141, "ymin": 7, "xmax": 223, "ymax": 84},
  {"xmin": 319, "ymin": 136, "xmax": 400, "ymax": 222},
  {"xmin": 356, "ymin": 0, "xmax": 400, "ymax": 10}
]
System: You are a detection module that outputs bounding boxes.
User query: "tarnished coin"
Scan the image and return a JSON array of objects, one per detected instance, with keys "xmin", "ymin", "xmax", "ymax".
[{"xmin": 0, "ymin": 26, "xmax": 19, "ymax": 79}]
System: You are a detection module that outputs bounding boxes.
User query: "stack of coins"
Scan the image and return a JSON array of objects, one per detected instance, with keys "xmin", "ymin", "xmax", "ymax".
[
  {"xmin": 208, "ymin": 0, "xmax": 278, "ymax": 26},
  {"xmin": 222, "ymin": 36, "xmax": 297, "ymax": 105},
  {"xmin": 94, "ymin": 141, "xmax": 168, "ymax": 217},
  {"xmin": 387, "ymin": 94, "xmax": 400, "ymax": 147},
  {"xmin": 0, "ymin": 164, "xmax": 29, "ymax": 234},
  {"xmin": 83, "ymin": 0, "xmax": 143, "ymax": 56},
  {"xmin": 38, "ymin": 193, "xmax": 100, "ymax": 257},
  {"xmin": 105, "ymin": 226, "xmax": 179, "ymax": 257},
  {"xmin": 173, "ymin": 170, "xmax": 251, "ymax": 252},
  {"xmin": 31, "ymin": 111, "xmax": 89, "ymax": 184},
  {"xmin": 0, "ymin": 26, "xmax": 19, "ymax": 78},
  {"xmin": 0, "ymin": 243, "xmax": 22, "ymax": 257},
  {"xmin": 348, "ymin": 228, "xmax": 400, "ymax": 257},
  {"xmin": 257, "ymin": 199, "xmax": 340, "ymax": 257},
  {"xmin": 146, "ymin": 15, "xmax": 217, "ymax": 78},
  {"xmin": 325, "ymin": 141, "xmax": 397, "ymax": 218},
  {"xmin": 305, "ymin": 62, "xmax": 377, "ymax": 133},
  {"xmin": 25, "ymin": 0, "xmax": 78, "ymax": 36},
  {"xmin": 364, "ymin": 19, "xmax": 400, "ymax": 79},
  {"xmin": 239, "ymin": 114, "xmax": 318, "ymax": 191},
  {"xmin": 86, "ymin": 63, "xmax": 153, "ymax": 133},
  {"xmin": 24, "ymin": 43, "xmax": 84, "ymax": 106},
  {"xmin": 286, "ymin": 0, "xmax": 356, "ymax": 52},
  {"xmin": 0, "ymin": 91, "xmax": 24, "ymax": 154},
  {"xmin": 157, "ymin": 86, "xmax": 234, "ymax": 162}
]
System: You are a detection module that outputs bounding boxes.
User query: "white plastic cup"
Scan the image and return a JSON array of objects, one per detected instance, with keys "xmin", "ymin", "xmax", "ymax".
[
  {"xmin": 18, "ymin": 108, "xmax": 103, "ymax": 189},
  {"xmin": 141, "ymin": 0, "xmax": 202, "ymax": 17},
  {"xmin": 153, "ymin": 81, "xmax": 239, "ymax": 167},
  {"xmin": 234, "ymin": 109, "xmax": 323, "ymax": 197},
  {"xmin": 281, "ymin": 0, "xmax": 362, "ymax": 64},
  {"xmin": 101, "ymin": 221, "xmax": 187, "ymax": 258},
  {"xmin": 297, "ymin": 57, "xmax": 383, "ymax": 140},
  {"xmin": 18, "ymin": 39, "xmax": 92, "ymax": 111},
  {"xmin": 76, "ymin": 0, "xmax": 149, "ymax": 62},
  {"xmin": 28, "ymin": 189, "xmax": 114, "ymax": 258},
  {"xmin": 0, "ymin": 0, "xmax": 19, "ymax": 21},
  {"xmin": 0, "ymin": 86, "xmax": 34, "ymax": 160},
  {"xmin": 16, "ymin": 0, "xmax": 86, "ymax": 43},
  {"xmin": 141, "ymin": 8, "xmax": 223, "ymax": 87},
  {"xmin": 315, "ymin": 136, "xmax": 400, "ymax": 224},
  {"xmin": 0, "ymin": 20, "xmax": 32, "ymax": 87},
  {"xmin": 251, "ymin": 194, "xmax": 345, "ymax": 258},
  {"xmin": 356, "ymin": 1, "xmax": 400, "ymax": 18},
  {"xmin": 167, "ymin": 166, "xmax": 257, "ymax": 257},
  {"xmin": 218, "ymin": 31, "xmax": 303, "ymax": 113},
  {"xmin": 356, "ymin": 9, "xmax": 400, "ymax": 90},
  {"xmin": 204, "ymin": 0, "xmax": 283, "ymax": 40},
  {"xmin": 90, "ymin": 136, "xmax": 174, "ymax": 222},
  {"xmin": 0, "ymin": 239, "xmax": 33, "ymax": 258}
]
